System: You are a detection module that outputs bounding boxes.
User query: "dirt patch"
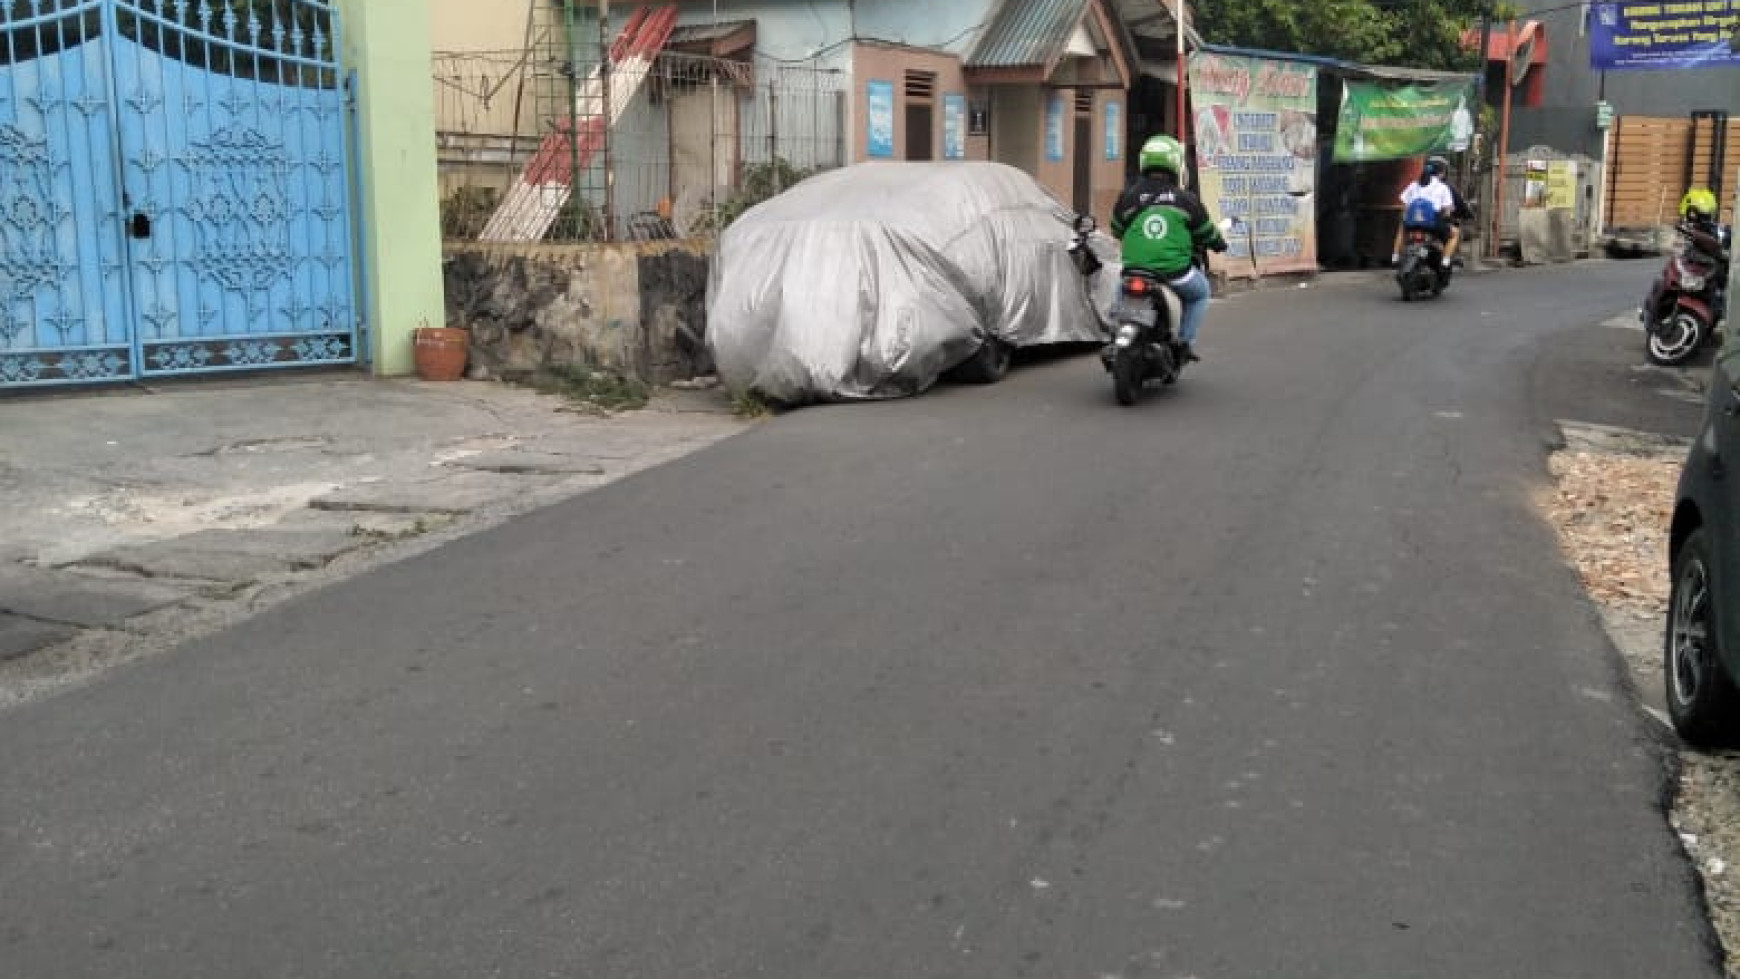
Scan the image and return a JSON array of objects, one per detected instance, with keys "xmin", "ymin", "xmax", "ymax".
[
  {"xmin": 1539, "ymin": 431, "xmax": 1740, "ymax": 974},
  {"xmin": 1542, "ymin": 449, "xmax": 1678, "ymax": 611}
]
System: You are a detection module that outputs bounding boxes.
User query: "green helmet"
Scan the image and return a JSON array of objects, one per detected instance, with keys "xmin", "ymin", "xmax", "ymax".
[
  {"xmin": 1139, "ymin": 134, "xmax": 1186, "ymax": 179},
  {"xmin": 1682, "ymin": 187, "xmax": 1718, "ymax": 222}
]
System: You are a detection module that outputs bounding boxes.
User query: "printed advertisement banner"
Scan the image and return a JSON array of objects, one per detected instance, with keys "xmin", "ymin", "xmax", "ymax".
[
  {"xmin": 1590, "ymin": 0, "xmax": 1740, "ymax": 70},
  {"xmin": 1333, "ymin": 80, "xmax": 1476, "ymax": 163},
  {"xmin": 943, "ymin": 94, "xmax": 966, "ymax": 159},
  {"xmin": 867, "ymin": 81, "xmax": 894, "ymax": 158},
  {"xmin": 1187, "ymin": 52, "xmax": 1319, "ymax": 277},
  {"xmin": 1045, "ymin": 92, "xmax": 1066, "ymax": 162}
]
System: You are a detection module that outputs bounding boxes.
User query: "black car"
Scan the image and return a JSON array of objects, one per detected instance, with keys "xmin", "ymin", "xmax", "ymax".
[{"xmin": 1666, "ymin": 227, "xmax": 1740, "ymax": 745}]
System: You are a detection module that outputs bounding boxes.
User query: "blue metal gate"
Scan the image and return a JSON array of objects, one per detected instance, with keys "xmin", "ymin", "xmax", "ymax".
[{"xmin": 0, "ymin": 0, "xmax": 358, "ymax": 389}]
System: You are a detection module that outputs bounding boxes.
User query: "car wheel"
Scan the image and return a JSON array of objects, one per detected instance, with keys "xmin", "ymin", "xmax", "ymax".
[
  {"xmin": 1666, "ymin": 528, "xmax": 1740, "ymax": 746},
  {"xmin": 952, "ymin": 338, "xmax": 1012, "ymax": 384}
]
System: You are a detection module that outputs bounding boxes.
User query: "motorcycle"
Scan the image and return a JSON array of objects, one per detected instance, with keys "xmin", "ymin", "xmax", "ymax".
[
  {"xmin": 1643, "ymin": 222, "xmax": 1729, "ymax": 367},
  {"xmin": 1396, "ymin": 226, "xmax": 1451, "ymax": 302},
  {"xmin": 1075, "ymin": 215, "xmax": 1235, "ymax": 406}
]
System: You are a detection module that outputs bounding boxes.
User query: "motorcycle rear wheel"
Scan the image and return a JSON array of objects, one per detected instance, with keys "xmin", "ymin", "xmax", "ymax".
[
  {"xmin": 1396, "ymin": 265, "xmax": 1413, "ymax": 302},
  {"xmin": 1112, "ymin": 349, "xmax": 1141, "ymax": 405}
]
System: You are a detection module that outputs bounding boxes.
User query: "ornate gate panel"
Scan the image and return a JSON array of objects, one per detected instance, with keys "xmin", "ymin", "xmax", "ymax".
[
  {"xmin": 0, "ymin": 2, "xmax": 133, "ymax": 386},
  {"xmin": 0, "ymin": 0, "xmax": 358, "ymax": 389},
  {"xmin": 111, "ymin": 0, "xmax": 356, "ymax": 377}
]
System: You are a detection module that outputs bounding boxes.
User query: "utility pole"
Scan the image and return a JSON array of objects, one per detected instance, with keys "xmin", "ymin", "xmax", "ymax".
[
  {"xmin": 1470, "ymin": 3, "xmax": 1493, "ymax": 252},
  {"xmin": 1472, "ymin": 6, "xmax": 1492, "ymax": 161},
  {"xmin": 599, "ymin": 0, "xmax": 614, "ymax": 242},
  {"xmin": 1491, "ymin": 17, "xmax": 1517, "ymax": 259},
  {"xmin": 1175, "ymin": 0, "xmax": 1187, "ymax": 142}
]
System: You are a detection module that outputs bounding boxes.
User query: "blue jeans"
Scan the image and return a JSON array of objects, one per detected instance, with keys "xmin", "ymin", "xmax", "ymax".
[{"xmin": 1167, "ymin": 266, "xmax": 1211, "ymax": 345}]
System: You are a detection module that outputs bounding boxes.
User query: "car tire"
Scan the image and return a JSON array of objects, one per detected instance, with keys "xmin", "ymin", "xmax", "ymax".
[
  {"xmin": 1666, "ymin": 528, "xmax": 1740, "ymax": 746},
  {"xmin": 952, "ymin": 338, "xmax": 1011, "ymax": 384}
]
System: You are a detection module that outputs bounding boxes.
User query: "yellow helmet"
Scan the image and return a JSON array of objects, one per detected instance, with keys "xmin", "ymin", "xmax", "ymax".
[{"xmin": 1681, "ymin": 187, "xmax": 1718, "ymax": 222}]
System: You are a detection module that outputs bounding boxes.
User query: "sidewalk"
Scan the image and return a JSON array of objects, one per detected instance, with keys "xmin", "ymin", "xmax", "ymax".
[{"xmin": 0, "ymin": 373, "xmax": 746, "ymax": 706}]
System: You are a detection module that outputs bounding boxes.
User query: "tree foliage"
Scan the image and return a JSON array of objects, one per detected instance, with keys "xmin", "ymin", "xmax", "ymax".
[{"xmin": 1195, "ymin": 0, "xmax": 1496, "ymax": 70}]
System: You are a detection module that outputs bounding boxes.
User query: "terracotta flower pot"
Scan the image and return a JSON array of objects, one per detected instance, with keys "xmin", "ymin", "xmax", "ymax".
[{"xmin": 413, "ymin": 326, "xmax": 469, "ymax": 382}]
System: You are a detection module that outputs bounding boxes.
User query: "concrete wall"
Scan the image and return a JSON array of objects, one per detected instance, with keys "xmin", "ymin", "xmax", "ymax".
[
  {"xmin": 1035, "ymin": 89, "xmax": 1073, "ymax": 207},
  {"xmin": 1090, "ymin": 88, "xmax": 1126, "ymax": 226},
  {"xmin": 851, "ymin": 0, "xmax": 996, "ymax": 53},
  {"xmin": 992, "ymin": 85, "xmax": 1042, "ymax": 175},
  {"xmin": 443, "ymin": 242, "xmax": 712, "ymax": 384},
  {"xmin": 851, "ymin": 43, "xmax": 987, "ymax": 162},
  {"xmin": 339, "ymin": 0, "xmax": 446, "ymax": 377},
  {"xmin": 429, "ymin": 0, "xmax": 533, "ymax": 52},
  {"xmin": 989, "ymin": 85, "xmax": 1128, "ymax": 222},
  {"xmin": 1506, "ymin": 108, "xmax": 1608, "ymax": 160},
  {"xmin": 1502, "ymin": 0, "xmax": 1740, "ymax": 158},
  {"xmin": 660, "ymin": 0, "xmax": 853, "ymax": 69}
]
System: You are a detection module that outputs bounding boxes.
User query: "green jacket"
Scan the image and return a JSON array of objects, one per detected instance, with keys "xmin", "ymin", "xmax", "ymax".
[{"xmin": 1109, "ymin": 176, "xmax": 1225, "ymax": 277}]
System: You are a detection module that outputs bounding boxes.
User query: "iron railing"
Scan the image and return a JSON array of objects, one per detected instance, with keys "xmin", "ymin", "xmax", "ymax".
[{"xmin": 435, "ymin": 44, "xmax": 847, "ymax": 243}]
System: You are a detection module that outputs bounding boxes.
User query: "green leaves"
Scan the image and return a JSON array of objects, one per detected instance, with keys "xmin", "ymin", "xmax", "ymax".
[{"xmin": 1197, "ymin": 0, "xmax": 1490, "ymax": 71}]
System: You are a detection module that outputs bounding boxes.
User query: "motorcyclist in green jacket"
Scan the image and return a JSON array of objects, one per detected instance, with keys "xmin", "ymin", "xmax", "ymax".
[{"xmin": 1109, "ymin": 134, "xmax": 1228, "ymax": 361}]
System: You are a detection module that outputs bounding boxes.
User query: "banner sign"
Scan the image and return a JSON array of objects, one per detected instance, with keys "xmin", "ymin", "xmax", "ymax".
[
  {"xmin": 866, "ymin": 81, "xmax": 894, "ymax": 158},
  {"xmin": 1187, "ymin": 52, "xmax": 1319, "ymax": 277},
  {"xmin": 943, "ymin": 93, "xmax": 966, "ymax": 159},
  {"xmin": 1590, "ymin": 1, "xmax": 1740, "ymax": 71},
  {"xmin": 1045, "ymin": 92, "xmax": 1066, "ymax": 162},
  {"xmin": 1333, "ymin": 80, "xmax": 1476, "ymax": 163}
]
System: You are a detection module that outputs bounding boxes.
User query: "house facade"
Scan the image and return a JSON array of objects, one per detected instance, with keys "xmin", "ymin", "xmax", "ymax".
[
  {"xmin": 1482, "ymin": 0, "xmax": 1737, "ymax": 157},
  {"xmin": 1464, "ymin": 1, "xmax": 1739, "ymax": 234},
  {"xmin": 431, "ymin": 0, "xmax": 1188, "ymax": 237}
]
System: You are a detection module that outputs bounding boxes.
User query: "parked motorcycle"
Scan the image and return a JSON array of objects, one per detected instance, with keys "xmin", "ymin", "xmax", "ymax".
[{"xmin": 1643, "ymin": 222, "xmax": 1729, "ymax": 367}]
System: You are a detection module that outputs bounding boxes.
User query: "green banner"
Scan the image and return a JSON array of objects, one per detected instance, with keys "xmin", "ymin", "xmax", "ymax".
[{"xmin": 1333, "ymin": 80, "xmax": 1476, "ymax": 163}]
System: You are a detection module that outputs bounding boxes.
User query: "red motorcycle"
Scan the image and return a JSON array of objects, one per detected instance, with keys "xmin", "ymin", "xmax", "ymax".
[{"xmin": 1643, "ymin": 222, "xmax": 1729, "ymax": 367}]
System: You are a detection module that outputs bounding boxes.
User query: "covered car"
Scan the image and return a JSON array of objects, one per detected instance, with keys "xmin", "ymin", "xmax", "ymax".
[{"xmin": 706, "ymin": 161, "xmax": 1121, "ymax": 403}]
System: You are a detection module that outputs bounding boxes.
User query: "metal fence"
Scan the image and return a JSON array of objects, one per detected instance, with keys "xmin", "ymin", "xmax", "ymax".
[{"xmin": 434, "ymin": 47, "xmax": 848, "ymax": 243}]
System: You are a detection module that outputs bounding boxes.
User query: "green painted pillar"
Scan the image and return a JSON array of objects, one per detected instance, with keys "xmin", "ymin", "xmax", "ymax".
[{"xmin": 337, "ymin": 0, "xmax": 443, "ymax": 377}]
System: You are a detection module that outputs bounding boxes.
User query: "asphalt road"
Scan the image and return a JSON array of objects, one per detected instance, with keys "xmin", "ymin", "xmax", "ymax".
[{"xmin": 0, "ymin": 262, "xmax": 1722, "ymax": 979}]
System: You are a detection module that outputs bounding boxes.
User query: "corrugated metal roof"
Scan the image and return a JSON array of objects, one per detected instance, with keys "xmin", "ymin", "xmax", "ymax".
[
  {"xmin": 968, "ymin": 0, "xmax": 1093, "ymax": 69},
  {"xmin": 1195, "ymin": 43, "xmax": 1477, "ymax": 83}
]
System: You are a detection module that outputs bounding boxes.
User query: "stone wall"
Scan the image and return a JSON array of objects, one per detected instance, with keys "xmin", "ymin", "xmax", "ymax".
[{"xmin": 442, "ymin": 240, "xmax": 714, "ymax": 385}]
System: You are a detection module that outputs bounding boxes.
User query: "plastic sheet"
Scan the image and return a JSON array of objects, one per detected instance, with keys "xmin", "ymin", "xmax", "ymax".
[{"xmin": 707, "ymin": 161, "xmax": 1120, "ymax": 403}]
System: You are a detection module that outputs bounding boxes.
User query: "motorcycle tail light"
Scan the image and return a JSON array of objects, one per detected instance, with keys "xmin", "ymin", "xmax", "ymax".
[{"xmin": 1122, "ymin": 277, "xmax": 1149, "ymax": 295}]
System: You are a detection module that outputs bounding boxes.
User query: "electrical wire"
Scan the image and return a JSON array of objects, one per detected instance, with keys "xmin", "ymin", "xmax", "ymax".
[{"xmin": 752, "ymin": 17, "xmax": 993, "ymax": 65}]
